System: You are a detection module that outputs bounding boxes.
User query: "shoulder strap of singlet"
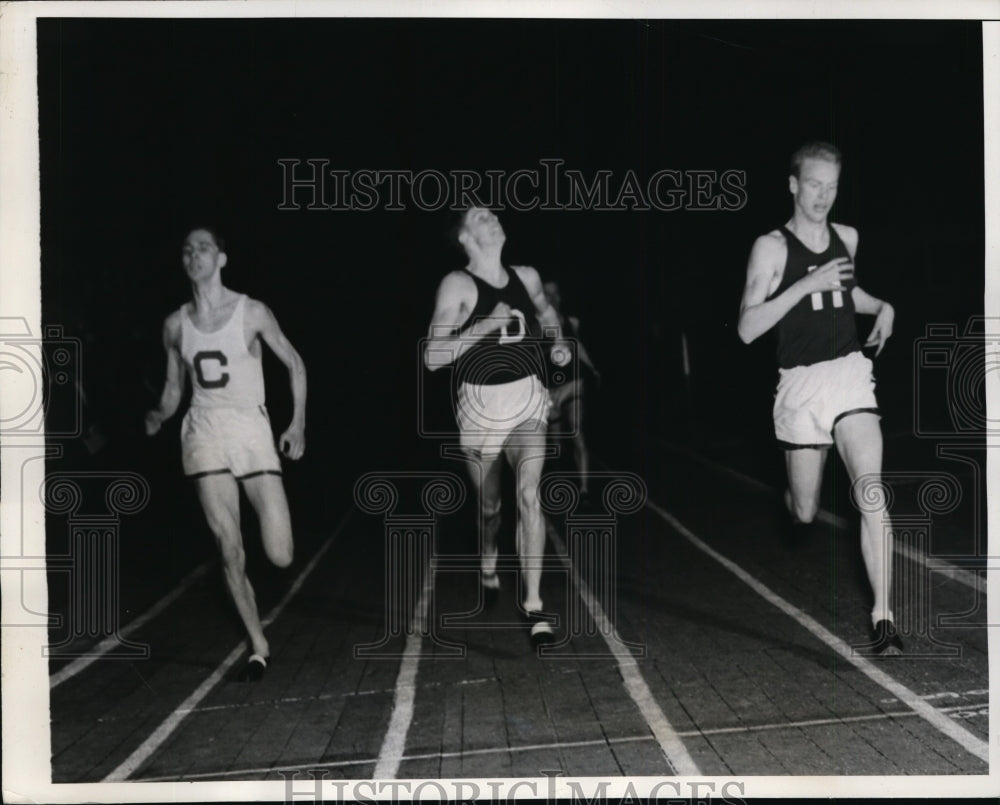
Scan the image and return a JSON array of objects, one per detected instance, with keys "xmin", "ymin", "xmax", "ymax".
[
  {"xmin": 828, "ymin": 223, "xmax": 849, "ymax": 253},
  {"xmin": 780, "ymin": 224, "xmax": 844, "ymax": 255},
  {"xmin": 233, "ymin": 293, "xmax": 247, "ymax": 330},
  {"xmin": 778, "ymin": 225, "xmax": 797, "ymax": 248},
  {"xmin": 176, "ymin": 303, "xmax": 192, "ymax": 355}
]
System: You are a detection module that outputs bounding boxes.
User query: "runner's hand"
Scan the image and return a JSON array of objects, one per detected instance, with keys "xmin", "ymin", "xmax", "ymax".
[
  {"xmin": 865, "ymin": 303, "xmax": 894, "ymax": 356},
  {"xmin": 144, "ymin": 410, "xmax": 162, "ymax": 436},
  {"xmin": 797, "ymin": 257, "xmax": 853, "ymax": 296},
  {"xmin": 280, "ymin": 424, "xmax": 306, "ymax": 460},
  {"xmin": 473, "ymin": 301, "xmax": 514, "ymax": 335}
]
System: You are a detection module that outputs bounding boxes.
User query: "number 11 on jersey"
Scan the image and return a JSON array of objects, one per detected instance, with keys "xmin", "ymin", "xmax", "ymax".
[{"xmin": 807, "ymin": 265, "xmax": 843, "ymax": 311}]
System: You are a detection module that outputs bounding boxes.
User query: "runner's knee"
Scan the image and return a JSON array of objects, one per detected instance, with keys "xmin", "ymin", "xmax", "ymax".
[
  {"xmin": 217, "ymin": 538, "xmax": 246, "ymax": 573},
  {"xmin": 482, "ymin": 500, "xmax": 502, "ymax": 529},
  {"xmin": 266, "ymin": 538, "xmax": 294, "ymax": 568},
  {"xmin": 260, "ymin": 513, "xmax": 293, "ymax": 567},
  {"xmin": 204, "ymin": 508, "xmax": 239, "ymax": 544},
  {"xmin": 516, "ymin": 479, "xmax": 541, "ymax": 515}
]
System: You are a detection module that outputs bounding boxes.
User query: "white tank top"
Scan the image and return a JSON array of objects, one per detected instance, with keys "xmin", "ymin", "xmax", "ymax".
[{"xmin": 179, "ymin": 294, "xmax": 265, "ymax": 408}]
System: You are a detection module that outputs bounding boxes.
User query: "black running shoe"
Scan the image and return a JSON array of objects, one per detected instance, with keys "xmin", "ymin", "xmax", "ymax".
[
  {"xmin": 481, "ymin": 573, "xmax": 501, "ymax": 609},
  {"xmin": 239, "ymin": 653, "xmax": 268, "ymax": 682},
  {"xmin": 869, "ymin": 620, "xmax": 904, "ymax": 656},
  {"xmin": 525, "ymin": 610, "xmax": 557, "ymax": 650}
]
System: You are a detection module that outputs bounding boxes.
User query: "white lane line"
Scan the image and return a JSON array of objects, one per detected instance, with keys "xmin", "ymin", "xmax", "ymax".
[
  {"xmin": 646, "ymin": 500, "xmax": 990, "ymax": 764},
  {"xmin": 545, "ymin": 520, "xmax": 701, "ymax": 776},
  {"xmin": 50, "ymin": 560, "xmax": 215, "ymax": 690},
  {"xmin": 686, "ymin": 703, "xmax": 990, "ymax": 737},
  {"xmin": 134, "ymin": 701, "xmax": 989, "ymax": 781},
  {"xmin": 892, "ymin": 539, "xmax": 986, "ymax": 595},
  {"xmin": 98, "ymin": 677, "xmax": 497, "ymax": 720},
  {"xmin": 880, "ymin": 688, "xmax": 989, "ymax": 704},
  {"xmin": 127, "ymin": 680, "xmax": 984, "ymax": 732},
  {"xmin": 139, "ymin": 737, "xmax": 656, "ymax": 780},
  {"xmin": 102, "ymin": 510, "xmax": 354, "ymax": 782},
  {"xmin": 372, "ymin": 556, "xmax": 434, "ymax": 779},
  {"xmin": 656, "ymin": 439, "xmax": 985, "ymax": 594}
]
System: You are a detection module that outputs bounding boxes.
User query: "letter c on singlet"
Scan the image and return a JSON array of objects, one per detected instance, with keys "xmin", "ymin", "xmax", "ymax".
[
  {"xmin": 194, "ymin": 350, "xmax": 230, "ymax": 388},
  {"xmin": 498, "ymin": 309, "xmax": 527, "ymax": 344}
]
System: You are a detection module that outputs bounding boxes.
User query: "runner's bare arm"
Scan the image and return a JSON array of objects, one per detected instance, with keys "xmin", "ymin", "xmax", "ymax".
[
  {"xmin": 514, "ymin": 265, "xmax": 562, "ymax": 337},
  {"xmin": 423, "ymin": 272, "xmax": 509, "ymax": 371},
  {"xmin": 738, "ymin": 233, "xmax": 853, "ymax": 344},
  {"xmin": 565, "ymin": 315, "xmax": 599, "ymax": 375},
  {"xmin": 145, "ymin": 314, "xmax": 185, "ymax": 436},
  {"xmin": 852, "ymin": 285, "xmax": 894, "ymax": 356},
  {"xmin": 249, "ymin": 300, "xmax": 307, "ymax": 459},
  {"xmin": 832, "ymin": 225, "xmax": 894, "ymax": 355},
  {"xmin": 515, "ymin": 265, "xmax": 575, "ymax": 368},
  {"xmin": 575, "ymin": 336, "xmax": 599, "ymax": 376},
  {"xmin": 737, "ymin": 235, "xmax": 794, "ymax": 343}
]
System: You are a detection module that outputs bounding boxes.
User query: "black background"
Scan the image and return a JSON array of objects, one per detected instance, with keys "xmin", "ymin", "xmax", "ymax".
[{"xmin": 38, "ymin": 18, "xmax": 985, "ymax": 530}]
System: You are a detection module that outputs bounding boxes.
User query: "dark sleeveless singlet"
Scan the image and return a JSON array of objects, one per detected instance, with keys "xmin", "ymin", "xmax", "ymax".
[
  {"xmin": 768, "ymin": 224, "xmax": 861, "ymax": 369},
  {"xmin": 454, "ymin": 267, "xmax": 547, "ymax": 386}
]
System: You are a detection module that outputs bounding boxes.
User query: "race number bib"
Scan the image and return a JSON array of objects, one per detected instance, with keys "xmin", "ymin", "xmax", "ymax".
[
  {"xmin": 806, "ymin": 265, "xmax": 843, "ymax": 311},
  {"xmin": 498, "ymin": 309, "xmax": 527, "ymax": 344},
  {"xmin": 193, "ymin": 350, "xmax": 230, "ymax": 388}
]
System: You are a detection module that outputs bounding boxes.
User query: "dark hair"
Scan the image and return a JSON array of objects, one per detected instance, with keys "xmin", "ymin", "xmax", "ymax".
[
  {"xmin": 789, "ymin": 142, "xmax": 842, "ymax": 178},
  {"xmin": 184, "ymin": 226, "xmax": 226, "ymax": 253}
]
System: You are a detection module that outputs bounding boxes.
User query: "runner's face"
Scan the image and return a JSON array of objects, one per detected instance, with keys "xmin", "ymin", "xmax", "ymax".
[
  {"xmin": 182, "ymin": 230, "xmax": 225, "ymax": 280},
  {"xmin": 461, "ymin": 207, "xmax": 505, "ymax": 250},
  {"xmin": 791, "ymin": 158, "xmax": 840, "ymax": 223}
]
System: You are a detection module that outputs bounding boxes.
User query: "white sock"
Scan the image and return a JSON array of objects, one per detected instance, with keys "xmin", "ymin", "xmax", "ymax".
[
  {"xmin": 523, "ymin": 597, "xmax": 543, "ymax": 613},
  {"xmin": 872, "ymin": 609, "xmax": 895, "ymax": 629},
  {"xmin": 480, "ymin": 547, "xmax": 498, "ymax": 577}
]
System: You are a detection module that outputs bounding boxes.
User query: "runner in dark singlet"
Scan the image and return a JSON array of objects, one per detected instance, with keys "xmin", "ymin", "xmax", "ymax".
[
  {"xmin": 543, "ymin": 281, "xmax": 600, "ymax": 503},
  {"xmin": 424, "ymin": 207, "xmax": 569, "ymax": 648},
  {"xmin": 737, "ymin": 143, "xmax": 902, "ymax": 655}
]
